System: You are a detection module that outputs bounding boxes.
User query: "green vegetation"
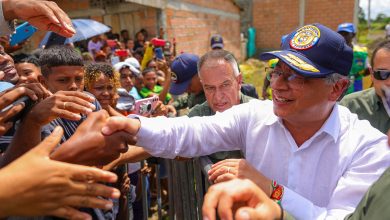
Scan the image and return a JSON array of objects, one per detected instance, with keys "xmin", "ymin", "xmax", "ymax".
[
  {"xmin": 357, "ymin": 7, "xmax": 389, "ymax": 49},
  {"xmin": 240, "ymin": 59, "xmax": 266, "ymax": 97}
]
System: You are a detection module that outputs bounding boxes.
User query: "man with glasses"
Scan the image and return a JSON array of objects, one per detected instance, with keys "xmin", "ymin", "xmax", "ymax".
[
  {"xmin": 101, "ymin": 24, "xmax": 390, "ymax": 219},
  {"xmin": 340, "ymin": 40, "xmax": 390, "ymax": 134}
]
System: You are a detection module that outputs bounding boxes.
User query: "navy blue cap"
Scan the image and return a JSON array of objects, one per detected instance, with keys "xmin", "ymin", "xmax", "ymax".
[
  {"xmin": 337, "ymin": 23, "xmax": 356, "ymax": 33},
  {"xmin": 210, "ymin": 34, "xmax": 224, "ymax": 49},
  {"xmin": 260, "ymin": 23, "xmax": 353, "ymax": 77},
  {"xmin": 170, "ymin": 53, "xmax": 199, "ymax": 95}
]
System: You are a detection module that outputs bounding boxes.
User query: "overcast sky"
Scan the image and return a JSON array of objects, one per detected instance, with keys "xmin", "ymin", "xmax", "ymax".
[{"xmin": 360, "ymin": 0, "xmax": 390, "ymax": 19}]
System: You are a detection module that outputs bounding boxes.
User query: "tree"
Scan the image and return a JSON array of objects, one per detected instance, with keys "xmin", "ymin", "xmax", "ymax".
[
  {"xmin": 375, "ymin": 13, "xmax": 387, "ymax": 22},
  {"xmin": 358, "ymin": 6, "xmax": 366, "ymax": 23}
]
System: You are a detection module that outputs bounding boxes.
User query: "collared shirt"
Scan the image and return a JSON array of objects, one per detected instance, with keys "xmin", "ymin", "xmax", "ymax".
[
  {"xmin": 136, "ymin": 100, "xmax": 390, "ymax": 219},
  {"xmin": 340, "ymin": 88, "xmax": 390, "ymax": 134}
]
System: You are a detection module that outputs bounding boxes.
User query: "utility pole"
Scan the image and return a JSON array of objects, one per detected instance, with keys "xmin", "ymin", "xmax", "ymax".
[
  {"xmin": 367, "ymin": 0, "xmax": 371, "ymax": 29},
  {"xmin": 299, "ymin": 0, "xmax": 306, "ymax": 27}
]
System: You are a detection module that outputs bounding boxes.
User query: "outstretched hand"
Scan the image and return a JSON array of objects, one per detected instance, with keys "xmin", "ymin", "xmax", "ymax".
[
  {"xmin": 2, "ymin": 0, "xmax": 76, "ymax": 37},
  {"xmin": 203, "ymin": 179, "xmax": 281, "ymax": 220},
  {"xmin": 0, "ymin": 126, "xmax": 120, "ymax": 219},
  {"xmin": 52, "ymin": 110, "xmax": 137, "ymax": 166}
]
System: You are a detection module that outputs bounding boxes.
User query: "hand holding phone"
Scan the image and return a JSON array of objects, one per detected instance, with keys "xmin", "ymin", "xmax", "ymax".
[
  {"xmin": 10, "ymin": 22, "xmax": 37, "ymax": 46},
  {"xmin": 115, "ymin": 49, "xmax": 129, "ymax": 57},
  {"xmin": 154, "ymin": 47, "xmax": 164, "ymax": 60},
  {"xmin": 134, "ymin": 96, "xmax": 159, "ymax": 115},
  {"xmin": 151, "ymin": 38, "xmax": 166, "ymax": 47}
]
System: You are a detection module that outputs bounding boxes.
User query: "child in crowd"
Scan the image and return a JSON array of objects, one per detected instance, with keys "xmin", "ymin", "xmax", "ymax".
[{"xmin": 139, "ymin": 68, "xmax": 172, "ymax": 104}]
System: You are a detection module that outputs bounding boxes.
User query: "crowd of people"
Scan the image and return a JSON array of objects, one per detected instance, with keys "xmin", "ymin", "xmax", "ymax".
[{"xmin": 0, "ymin": 0, "xmax": 390, "ymax": 220}]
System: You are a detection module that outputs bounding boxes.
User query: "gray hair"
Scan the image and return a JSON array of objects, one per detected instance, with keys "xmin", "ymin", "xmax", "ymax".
[
  {"xmin": 324, "ymin": 73, "xmax": 348, "ymax": 85},
  {"xmin": 197, "ymin": 50, "xmax": 240, "ymax": 77}
]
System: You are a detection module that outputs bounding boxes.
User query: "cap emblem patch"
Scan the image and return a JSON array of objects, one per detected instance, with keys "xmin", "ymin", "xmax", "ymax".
[{"xmin": 290, "ymin": 25, "xmax": 320, "ymax": 50}]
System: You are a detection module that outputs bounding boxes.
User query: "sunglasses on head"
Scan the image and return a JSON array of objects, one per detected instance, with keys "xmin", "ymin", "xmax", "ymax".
[{"xmin": 373, "ymin": 70, "xmax": 390, "ymax": 80}]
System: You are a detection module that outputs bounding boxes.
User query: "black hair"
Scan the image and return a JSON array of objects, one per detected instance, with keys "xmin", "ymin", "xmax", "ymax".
[
  {"xmin": 142, "ymin": 67, "xmax": 156, "ymax": 76},
  {"xmin": 39, "ymin": 45, "xmax": 83, "ymax": 77},
  {"xmin": 134, "ymin": 47, "xmax": 144, "ymax": 56},
  {"xmin": 371, "ymin": 40, "xmax": 390, "ymax": 67},
  {"xmin": 85, "ymin": 62, "xmax": 114, "ymax": 78},
  {"xmin": 16, "ymin": 56, "xmax": 40, "ymax": 67},
  {"xmin": 120, "ymin": 29, "xmax": 128, "ymax": 35},
  {"xmin": 146, "ymin": 59, "xmax": 156, "ymax": 67},
  {"xmin": 140, "ymin": 28, "xmax": 148, "ymax": 39}
]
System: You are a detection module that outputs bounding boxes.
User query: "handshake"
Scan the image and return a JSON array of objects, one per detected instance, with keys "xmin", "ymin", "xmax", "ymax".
[
  {"xmin": 52, "ymin": 109, "xmax": 140, "ymax": 166},
  {"xmin": 0, "ymin": 110, "xmax": 142, "ymax": 219}
]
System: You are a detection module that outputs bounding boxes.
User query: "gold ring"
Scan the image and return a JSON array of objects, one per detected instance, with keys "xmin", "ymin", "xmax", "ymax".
[{"xmin": 63, "ymin": 102, "xmax": 67, "ymax": 110}]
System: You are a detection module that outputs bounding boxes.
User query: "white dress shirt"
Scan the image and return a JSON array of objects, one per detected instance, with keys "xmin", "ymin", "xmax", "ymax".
[{"xmin": 137, "ymin": 99, "xmax": 390, "ymax": 219}]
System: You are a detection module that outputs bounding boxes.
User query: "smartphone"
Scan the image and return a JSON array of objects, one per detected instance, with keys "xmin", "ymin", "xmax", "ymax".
[
  {"xmin": 106, "ymin": 39, "xmax": 117, "ymax": 48},
  {"xmin": 134, "ymin": 96, "xmax": 159, "ymax": 115},
  {"xmin": 151, "ymin": 38, "xmax": 166, "ymax": 47},
  {"xmin": 10, "ymin": 22, "xmax": 37, "ymax": 46},
  {"xmin": 115, "ymin": 49, "xmax": 129, "ymax": 57},
  {"xmin": 154, "ymin": 47, "xmax": 164, "ymax": 60},
  {"xmin": 45, "ymin": 32, "xmax": 67, "ymax": 48},
  {"xmin": 2, "ymin": 96, "xmax": 34, "ymax": 122}
]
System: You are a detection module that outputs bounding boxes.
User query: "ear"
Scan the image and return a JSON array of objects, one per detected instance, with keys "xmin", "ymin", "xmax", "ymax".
[
  {"xmin": 329, "ymin": 78, "xmax": 349, "ymax": 101},
  {"xmin": 237, "ymin": 73, "xmax": 243, "ymax": 89},
  {"xmin": 369, "ymin": 66, "xmax": 375, "ymax": 82}
]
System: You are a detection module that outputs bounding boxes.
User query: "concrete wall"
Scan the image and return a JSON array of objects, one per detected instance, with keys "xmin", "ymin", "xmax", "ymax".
[{"xmin": 253, "ymin": 0, "xmax": 355, "ymax": 50}]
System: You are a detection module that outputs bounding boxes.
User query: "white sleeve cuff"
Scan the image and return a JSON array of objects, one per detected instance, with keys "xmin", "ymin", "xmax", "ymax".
[{"xmin": 282, "ymin": 186, "xmax": 326, "ymax": 219}]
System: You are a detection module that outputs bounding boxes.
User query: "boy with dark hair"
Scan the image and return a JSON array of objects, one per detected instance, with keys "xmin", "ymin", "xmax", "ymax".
[
  {"xmin": 15, "ymin": 56, "xmax": 41, "ymax": 83},
  {"xmin": 5, "ymin": 45, "xmax": 128, "ymax": 220},
  {"xmin": 7, "ymin": 45, "xmax": 126, "ymax": 166}
]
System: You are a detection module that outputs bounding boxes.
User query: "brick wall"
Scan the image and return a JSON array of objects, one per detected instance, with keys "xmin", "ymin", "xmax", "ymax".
[
  {"xmin": 305, "ymin": 0, "xmax": 355, "ymax": 30},
  {"xmin": 253, "ymin": 0, "xmax": 355, "ymax": 50},
  {"xmin": 165, "ymin": 1, "xmax": 241, "ymax": 59},
  {"xmin": 26, "ymin": 0, "xmax": 241, "ymax": 59}
]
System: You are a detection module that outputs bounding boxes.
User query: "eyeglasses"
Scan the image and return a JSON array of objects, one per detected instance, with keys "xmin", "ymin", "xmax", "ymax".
[
  {"xmin": 373, "ymin": 70, "xmax": 390, "ymax": 80},
  {"xmin": 265, "ymin": 67, "xmax": 306, "ymax": 89}
]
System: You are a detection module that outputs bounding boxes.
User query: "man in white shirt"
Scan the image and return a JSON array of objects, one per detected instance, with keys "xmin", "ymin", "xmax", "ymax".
[{"xmin": 101, "ymin": 23, "xmax": 390, "ymax": 219}]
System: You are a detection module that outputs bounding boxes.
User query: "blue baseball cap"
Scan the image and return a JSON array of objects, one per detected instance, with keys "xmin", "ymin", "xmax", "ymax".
[
  {"xmin": 210, "ymin": 34, "xmax": 224, "ymax": 49},
  {"xmin": 260, "ymin": 23, "xmax": 353, "ymax": 77},
  {"xmin": 337, "ymin": 23, "xmax": 356, "ymax": 33},
  {"xmin": 170, "ymin": 53, "xmax": 199, "ymax": 95}
]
